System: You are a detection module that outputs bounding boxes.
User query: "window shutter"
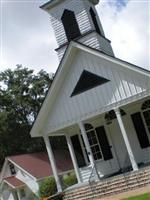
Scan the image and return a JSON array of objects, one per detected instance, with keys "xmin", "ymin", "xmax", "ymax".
[
  {"xmin": 71, "ymin": 135, "xmax": 86, "ymax": 167},
  {"xmin": 95, "ymin": 126, "xmax": 113, "ymax": 161},
  {"xmin": 131, "ymin": 112, "xmax": 150, "ymax": 148}
]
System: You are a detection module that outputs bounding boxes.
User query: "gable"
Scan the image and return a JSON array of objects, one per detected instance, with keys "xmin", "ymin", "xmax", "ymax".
[
  {"xmin": 30, "ymin": 42, "xmax": 150, "ymax": 137},
  {"xmin": 42, "ymin": 50, "xmax": 149, "ymax": 135}
]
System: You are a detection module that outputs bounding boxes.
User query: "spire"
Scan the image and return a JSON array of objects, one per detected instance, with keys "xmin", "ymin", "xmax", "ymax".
[{"xmin": 40, "ymin": 0, "xmax": 114, "ymax": 61}]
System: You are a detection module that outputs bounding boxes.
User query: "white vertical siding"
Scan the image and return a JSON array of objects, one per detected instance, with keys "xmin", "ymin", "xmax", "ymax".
[
  {"xmin": 46, "ymin": 0, "xmax": 114, "ymax": 59},
  {"xmin": 48, "ymin": 0, "xmax": 92, "ymax": 46},
  {"xmin": 44, "ymin": 51, "xmax": 149, "ymax": 133}
]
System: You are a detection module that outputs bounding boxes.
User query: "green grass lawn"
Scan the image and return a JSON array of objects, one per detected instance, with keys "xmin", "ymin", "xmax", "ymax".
[{"xmin": 121, "ymin": 193, "xmax": 150, "ymax": 200}]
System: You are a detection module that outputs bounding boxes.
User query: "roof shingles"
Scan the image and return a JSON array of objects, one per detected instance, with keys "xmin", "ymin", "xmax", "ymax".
[
  {"xmin": 4, "ymin": 177, "xmax": 25, "ymax": 188},
  {"xmin": 8, "ymin": 150, "xmax": 73, "ymax": 179}
]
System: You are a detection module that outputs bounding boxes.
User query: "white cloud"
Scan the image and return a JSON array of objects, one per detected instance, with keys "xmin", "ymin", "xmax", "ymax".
[
  {"xmin": 97, "ymin": 0, "xmax": 149, "ymax": 70},
  {"xmin": 0, "ymin": 0, "xmax": 149, "ymax": 73}
]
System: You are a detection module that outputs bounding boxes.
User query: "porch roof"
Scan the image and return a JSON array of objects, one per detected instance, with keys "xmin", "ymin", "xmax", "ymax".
[
  {"xmin": 4, "ymin": 176, "xmax": 25, "ymax": 189},
  {"xmin": 8, "ymin": 151, "xmax": 73, "ymax": 179}
]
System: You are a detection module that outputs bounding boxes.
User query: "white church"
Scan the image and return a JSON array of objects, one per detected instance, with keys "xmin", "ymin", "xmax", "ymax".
[{"xmin": 30, "ymin": 0, "xmax": 150, "ymax": 198}]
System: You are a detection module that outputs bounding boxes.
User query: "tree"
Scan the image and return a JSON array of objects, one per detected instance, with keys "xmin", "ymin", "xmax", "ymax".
[{"xmin": 0, "ymin": 65, "xmax": 54, "ymax": 169}]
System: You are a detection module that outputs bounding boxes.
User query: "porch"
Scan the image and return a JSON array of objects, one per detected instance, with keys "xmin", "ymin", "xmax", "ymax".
[{"xmin": 43, "ymin": 96, "xmax": 150, "ymax": 192}]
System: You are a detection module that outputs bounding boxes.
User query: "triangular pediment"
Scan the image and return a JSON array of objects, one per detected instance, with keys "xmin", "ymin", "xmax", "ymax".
[
  {"xmin": 71, "ymin": 70, "xmax": 110, "ymax": 96},
  {"xmin": 30, "ymin": 42, "xmax": 150, "ymax": 137}
]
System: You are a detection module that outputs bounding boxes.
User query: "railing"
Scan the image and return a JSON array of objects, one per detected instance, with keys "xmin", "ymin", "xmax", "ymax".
[{"xmin": 88, "ymin": 163, "xmax": 100, "ymax": 200}]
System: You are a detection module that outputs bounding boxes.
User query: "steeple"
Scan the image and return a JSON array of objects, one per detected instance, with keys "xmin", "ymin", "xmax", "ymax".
[{"xmin": 40, "ymin": 0, "xmax": 114, "ymax": 61}]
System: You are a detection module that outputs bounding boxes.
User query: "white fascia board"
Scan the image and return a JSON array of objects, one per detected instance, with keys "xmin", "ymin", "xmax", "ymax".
[
  {"xmin": 0, "ymin": 159, "xmax": 8, "ymax": 182},
  {"xmin": 40, "ymin": 0, "xmax": 99, "ymax": 11},
  {"xmin": 75, "ymin": 43, "xmax": 150, "ymax": 77},
  {"xmin": 7, "ymin": 159, "xmax": 37, "ymax": 181},
  {"xmin": 3, "ymin": 179, "xmax": 16, "ymax": 189},
  {"xmin": 30, "ymin": 42, "xmax": 77, "ymax": 137}
]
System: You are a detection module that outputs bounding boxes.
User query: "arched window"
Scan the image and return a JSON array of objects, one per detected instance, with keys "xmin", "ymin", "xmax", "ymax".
[
  {"xmin": 142, "ymin": 100, "xmax": 150, "ymax": 133},
  {"xmin": 105, "ymin": 109, "xmax": 126, "ymax": 124},
  {"xmin": 90, "ymin": 8, "xmax": 101, "ymax": 35},
  {"xmin": 61, "ymin": 9, "xmax": 81, "ymax": 42}
]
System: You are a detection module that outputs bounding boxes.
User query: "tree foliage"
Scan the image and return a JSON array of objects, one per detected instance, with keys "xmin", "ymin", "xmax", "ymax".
[{"xmin": 0, "ymin": 65, "xmax": 53, "ymax": 169}]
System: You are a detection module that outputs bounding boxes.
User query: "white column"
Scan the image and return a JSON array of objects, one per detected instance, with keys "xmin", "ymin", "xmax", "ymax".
[
  {"xmin": 43, "ymin": 135, "xmax": 62, "ymax": 192},
  {"xmin": 17, "ymin": 189, "xmax": 21, "ymax": 200},
  {"xmin": 114, "ymin": 108, "xmax": 138, "ymax": 171},
  {"xmin": 66, "ymin": 135, "xmax": 82, "ymax": 183},
  {"xmin": 78, "ymin": 121, "xmax": 95, "ymax": 167},
  {"xmin": 78, "ymin": 122, "xmax": 100, "ymax": 180}
]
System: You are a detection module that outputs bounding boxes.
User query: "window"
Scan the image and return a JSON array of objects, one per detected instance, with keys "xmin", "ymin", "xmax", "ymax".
[
  {"xmin": 84, "ymin": 123, "xmax": 113, "ymax": 161},
  {"xmin": 85, "ymin": 123, "xmax": 102, "ymax": 160},
  {"xmin": 9, "ymin": 163, "xmax": 16, "ymax": 175},
  {"xmin": 90, "ymin": 8, "xmax": 101, "ymax": 35},
  {"xmin": 131, "ymin": 112, "xmax": 150, "ymax": 149},
  {"xmin": 142, "ymin": 100, "xmax": 150, "ymax": 133},
  {"xmin": 131, "ymin": 100, "xmax": 150, "ymax": 149},
  {"xmin": 61, "ymin": 9, "xmax": 81, "ymax": 42}
]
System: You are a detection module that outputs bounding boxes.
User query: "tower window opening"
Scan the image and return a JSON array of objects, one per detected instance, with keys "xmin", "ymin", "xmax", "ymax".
[
  {"xmin": 61, "ymin": 9, "xmax": 81, "ymax": 42},
  {"xmin": 90, "ymin": 8, "xmax": 101, "ymax": 35}
]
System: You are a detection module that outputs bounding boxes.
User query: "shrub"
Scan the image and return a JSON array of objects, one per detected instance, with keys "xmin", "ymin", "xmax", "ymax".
[
  {"xmin": 63, "ymin": 173, "xmax": 77, "ymax": 188},
  {"xmin": 39, "ymin": 177, "xmax": 57, "ymax": 198}
]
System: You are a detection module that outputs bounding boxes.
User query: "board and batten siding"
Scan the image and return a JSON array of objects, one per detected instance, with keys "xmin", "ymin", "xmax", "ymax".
[{"xmin": 44, "ymin": 50, "xmax": 149, "ymax": 134}]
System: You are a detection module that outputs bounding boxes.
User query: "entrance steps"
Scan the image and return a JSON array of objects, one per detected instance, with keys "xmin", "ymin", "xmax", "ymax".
[
  {"xmin": 80, "ymin": 165, "xmax": 93, "ymax": 182},
  {"xmin": 63, "ymin": 166, "xmax": 150, "ymax": 200}
]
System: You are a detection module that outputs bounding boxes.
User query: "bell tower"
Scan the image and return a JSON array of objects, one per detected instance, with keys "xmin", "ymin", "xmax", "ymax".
[{"xmin": 40, "ymin": 0, "xmax": 114, "ymax": 61}]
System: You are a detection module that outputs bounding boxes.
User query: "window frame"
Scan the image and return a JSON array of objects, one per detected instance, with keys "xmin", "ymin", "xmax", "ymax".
[{"xmin": 84, "ymin": 123, "xmax": 104, "ymax": 161}]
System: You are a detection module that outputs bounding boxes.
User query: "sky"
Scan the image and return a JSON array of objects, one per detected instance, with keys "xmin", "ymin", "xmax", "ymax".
[{"xmin": 0, "ymin": 0, "xmax": 150, "ymax": 73}]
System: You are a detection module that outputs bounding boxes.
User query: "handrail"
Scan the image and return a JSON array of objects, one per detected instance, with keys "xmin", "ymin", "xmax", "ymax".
[
  {"xmin": 88, "ymin": 163, "xmax": 100, "ymax": 200},
  {"xmin": 89, "ymin": 163, "xmax": 100, "ymax": 183}
]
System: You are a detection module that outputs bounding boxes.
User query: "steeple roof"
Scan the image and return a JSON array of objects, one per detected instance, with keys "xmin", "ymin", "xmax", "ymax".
[{"xmin": 40, "ymin": 0, "xmax": 99, "ymax": 10}]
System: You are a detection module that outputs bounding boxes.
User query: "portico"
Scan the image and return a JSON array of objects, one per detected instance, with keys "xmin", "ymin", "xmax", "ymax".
[{"xmin": 42, "ymin": 96, "xmax": 150, "ymax": 191}]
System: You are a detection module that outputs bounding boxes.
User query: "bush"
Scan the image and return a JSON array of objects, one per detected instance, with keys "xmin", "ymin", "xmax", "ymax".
[
  {"xmin": 63, "ymin": 173, "xmax": 77, "ymax": 188},
  {"xmin": 39, "ymin": 177, "xmax": 57, "ymax": 198}
]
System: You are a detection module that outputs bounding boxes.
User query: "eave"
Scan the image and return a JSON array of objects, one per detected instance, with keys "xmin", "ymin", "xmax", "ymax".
[{"xmin": 40, "ymin": 0, "xmax": 99, "ymax": 11}]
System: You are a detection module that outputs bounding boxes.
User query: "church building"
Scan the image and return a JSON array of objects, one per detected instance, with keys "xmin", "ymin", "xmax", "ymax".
[{"xmin": 30, "ymin": 0, "xmax": 150, "ymax": 195}]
